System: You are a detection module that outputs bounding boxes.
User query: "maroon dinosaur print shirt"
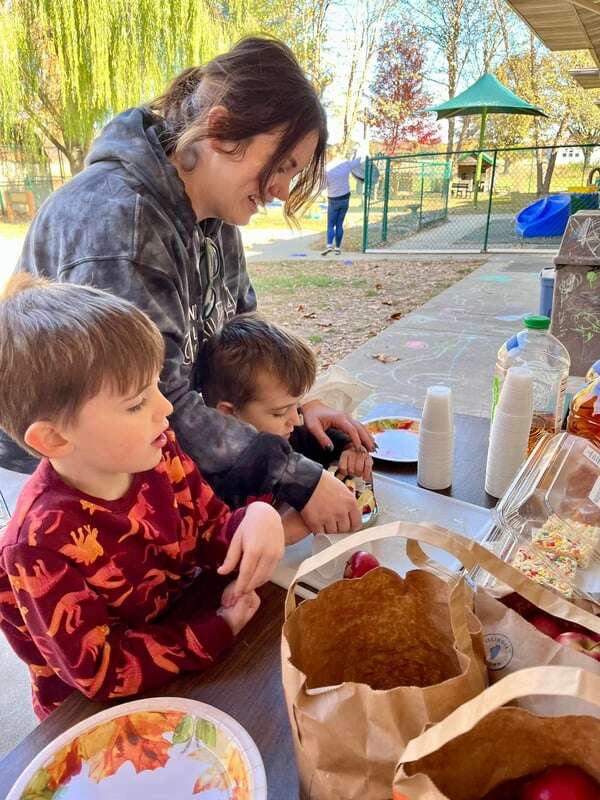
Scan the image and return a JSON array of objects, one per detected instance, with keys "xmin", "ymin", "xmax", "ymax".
[{"xmin": 0, "ymin": 430, "xmax": 246, "ymax": 718}]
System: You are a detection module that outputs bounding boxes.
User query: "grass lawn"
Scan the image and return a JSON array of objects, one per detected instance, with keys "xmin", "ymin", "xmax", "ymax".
[{"xmin": 0, "ymin": 222, "xmax": 30, "ymax": 239}]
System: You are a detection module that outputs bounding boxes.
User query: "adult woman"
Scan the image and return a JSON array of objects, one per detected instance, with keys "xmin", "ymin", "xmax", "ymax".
[{"xmin": 1, "ymin": 37, "xmax": 373, "ymax": 533}]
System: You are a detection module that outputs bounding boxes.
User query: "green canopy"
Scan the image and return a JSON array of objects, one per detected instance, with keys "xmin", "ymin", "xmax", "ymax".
[
  {"xmin": 427, "ymin": 73, "xmax": 547, "ymax": 119},
  {"xmin": 426, "ymin": 73, "xmax": 547, "ymax": 204},
  {"xmin": 458, "ymin": 152, "xmax": 494, "ymax": 166}
]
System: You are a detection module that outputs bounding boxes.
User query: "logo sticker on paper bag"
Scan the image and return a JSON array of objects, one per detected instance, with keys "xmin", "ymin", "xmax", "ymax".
[{"xmin": 484, "ymin": 633, "xmax": 513, "ymax": 670}]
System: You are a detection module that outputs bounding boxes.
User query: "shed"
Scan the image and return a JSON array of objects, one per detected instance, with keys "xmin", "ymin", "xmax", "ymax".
[{"xmin": 457, "ymin": 152, "xmax": 494, "ymax": 191}]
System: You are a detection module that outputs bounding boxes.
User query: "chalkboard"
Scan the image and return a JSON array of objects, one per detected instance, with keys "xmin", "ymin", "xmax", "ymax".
[{"xmin": 552, "ymin": 210, "xmax": 600, "ymax": 376}]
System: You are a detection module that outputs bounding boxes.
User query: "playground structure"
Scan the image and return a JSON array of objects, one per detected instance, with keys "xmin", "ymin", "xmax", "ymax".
[
  {"xmin": 364, "ymin": 155, "xmax": 452, "ymax": 246},
  {"xmin": 515, "ymin": 189, "xmax": 599, "ymax": 239},
  {"xmin": 362, "ymin": 142, "xmax": 600, "ymax": 253}
]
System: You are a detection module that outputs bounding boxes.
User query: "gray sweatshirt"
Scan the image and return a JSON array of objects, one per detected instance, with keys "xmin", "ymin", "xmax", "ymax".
[{"xmin": 0, "ymin": 107, "xmax": 321, "ymax": 509}]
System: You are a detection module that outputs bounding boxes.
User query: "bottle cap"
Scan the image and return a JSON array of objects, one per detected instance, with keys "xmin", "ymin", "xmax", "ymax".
[{"xmin": 523, "ymin": 314, "xmax": 550, "ymax": 330}]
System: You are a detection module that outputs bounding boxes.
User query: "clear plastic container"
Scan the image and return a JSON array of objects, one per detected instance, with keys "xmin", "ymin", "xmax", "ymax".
[
  {"xmin": 472, "ymin": 433, "xmax": 600, "ymax": 606},
  {"xmin": 491, "ymin": 315, "xmax": 570, "ymax": 454},
  {"xmin": 567, "ymin": 377, "xmax": 600, "ymax": 449}
]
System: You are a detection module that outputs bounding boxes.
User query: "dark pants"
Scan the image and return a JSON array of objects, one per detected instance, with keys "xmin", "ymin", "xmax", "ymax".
[{"xmin": 326, "ymin": 193, "xmax": 350, "ymax": 247}]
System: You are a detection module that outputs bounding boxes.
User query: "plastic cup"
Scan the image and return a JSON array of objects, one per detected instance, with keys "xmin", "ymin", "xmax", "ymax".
[
  {"xmin": 497, "ymin": 366, "xmax": 533, "ymax": 417},
  {"xmin": 485, "ymin": 377, "xmax": 532, "ymax": 498},
  {"xmin": 421, "ymin": 386, "xmax": 453, "ymax": 433},
  {"xmin": 418, "ymin": 460, "xmax": 453, "ymax": 491}
]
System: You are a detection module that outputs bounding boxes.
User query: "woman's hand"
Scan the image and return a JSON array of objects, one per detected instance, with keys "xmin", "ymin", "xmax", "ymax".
[
  {"xmin": 301, "ymin": 399, "xmax": 376, "ymax": 453},
  {"xmin": 299, "ymin": 469, "xmax": 362, "ymax": 534}
]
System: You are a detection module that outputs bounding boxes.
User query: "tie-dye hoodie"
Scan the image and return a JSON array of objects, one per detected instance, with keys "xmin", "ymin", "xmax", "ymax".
[{"xmin": 0, "ymin": 106, "xmax": 321, "ymax": 510}]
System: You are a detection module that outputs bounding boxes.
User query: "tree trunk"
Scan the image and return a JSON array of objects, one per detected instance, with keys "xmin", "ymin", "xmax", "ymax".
[
  {"xmin": 536, "ymin": 156, "xmax": 544, "ymax": 196},
  {"xmin": 542, "ymin": 149, "xmax": 558, "ymax": 194},
  {"xmin": 66, "ymin": 146, "xmax": 86, "ymax": 175},
  {"xmin": 582, "ymin": 147, "xmax": 592, "ymax": 175}
]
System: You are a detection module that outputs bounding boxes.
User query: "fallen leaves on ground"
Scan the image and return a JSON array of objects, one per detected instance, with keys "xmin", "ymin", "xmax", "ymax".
[
  {"xmin": 372, "ymin": 353, "xmax": 400, "ymax": 363},
  {"xmin": 250, "ymin": 258, "xmax": 483, "ymax": 371}
]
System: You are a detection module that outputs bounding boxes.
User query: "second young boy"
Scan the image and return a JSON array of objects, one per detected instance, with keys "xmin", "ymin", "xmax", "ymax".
[{"xmin": 202, "ymin": 313, "xmax": 373, "ymax": 511}]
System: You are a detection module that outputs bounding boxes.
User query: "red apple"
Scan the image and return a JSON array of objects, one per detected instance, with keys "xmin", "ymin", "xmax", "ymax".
[
  {"xmin": 555, "ymin": 632, "xmax": 600, "ymax": 662},
  {"xmin": 528, "ymin": 612, "xmax": 565, "ymax": 640},
  {"xmin": 521, "ymin": 765, "xmax": 600, "ymax": 800},
  {"xmin": 343, "ymin": 551, "xmax": 380, "ymax": 578}
]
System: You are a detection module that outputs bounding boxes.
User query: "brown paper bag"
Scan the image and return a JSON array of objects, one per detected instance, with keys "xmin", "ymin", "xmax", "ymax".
[
  {"xmin": 281, "ymin": 522, "xmax": 488, "ymax": 800},
  {"xmin": 404, "ymin": 526, "xmax": 600, "ymax": 714},
  {"xmin": 393, "ymin": 666, "xmax": 600, "ymax": 800}
]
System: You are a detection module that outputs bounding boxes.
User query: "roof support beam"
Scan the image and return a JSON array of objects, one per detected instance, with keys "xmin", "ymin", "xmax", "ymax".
[{"xmin": 568, "ymin": 0, "xmax": 600, "ymax": 16}]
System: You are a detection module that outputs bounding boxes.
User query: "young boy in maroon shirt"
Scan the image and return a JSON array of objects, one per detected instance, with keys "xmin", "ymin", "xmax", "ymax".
[{"xmin": 0, "ymin": 275, "xmax": 288, "ymax": 718}]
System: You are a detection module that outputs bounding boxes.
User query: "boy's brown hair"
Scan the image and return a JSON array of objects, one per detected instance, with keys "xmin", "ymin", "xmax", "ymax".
[
  {"xmin": 0, "ymin": 273, "xmax": 165, "ymax": 453},
  {"xmin": 202, "ymin": 313, "xmax": 316, "ymax": 409}
]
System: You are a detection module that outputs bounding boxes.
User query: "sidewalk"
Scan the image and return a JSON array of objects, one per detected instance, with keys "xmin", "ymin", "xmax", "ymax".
[{"xmin": 341, "ymin": 252, "xmax": 550, "ymax": 419}]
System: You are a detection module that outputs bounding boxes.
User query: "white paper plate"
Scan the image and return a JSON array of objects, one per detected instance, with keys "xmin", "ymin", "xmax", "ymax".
[
  {"xmin": 364, "ymin": 416, "xmax": 421, "ymax": 463},
  {"xmin": 7, "ymin": 697, "xmax": 266, "ymax": 800}
]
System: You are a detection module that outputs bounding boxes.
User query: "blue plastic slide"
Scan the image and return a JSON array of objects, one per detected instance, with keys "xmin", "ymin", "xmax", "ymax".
[{"xmin": 515, "ymin": 194, "xmax": 570, "ymax": 238}]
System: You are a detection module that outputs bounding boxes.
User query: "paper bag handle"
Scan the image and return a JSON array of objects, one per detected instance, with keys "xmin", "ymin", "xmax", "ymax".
[
  {"xmin": 284, "ymin": 521, "xmax": 482, "ymax": 658},
  {"xmin": 398, "ymin": 666, "xmax": 600, "ymax": 767},
  {"xmin": 405, "ymin": 534, "xmax": 600, "ymax": 635},
  {"xmin": 284, "ymin": 521, "xmax": 479, "ymax": 619}
]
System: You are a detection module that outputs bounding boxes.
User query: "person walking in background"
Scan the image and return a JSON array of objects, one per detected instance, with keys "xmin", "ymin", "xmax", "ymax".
[{"xmin": 321, "ymin": 150, "xmax": 362, "ymax": 256}]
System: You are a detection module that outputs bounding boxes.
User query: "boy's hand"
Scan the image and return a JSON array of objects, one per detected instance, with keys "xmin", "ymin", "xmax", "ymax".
[
  {"xmin": 280, "ymin": 507, "xmax": 311, "ymax": 545},
  {"xmin": 217, "ymin": 502, "xmax": 284, "ymax": 598},
  {"xmin": 337, "ymin": 445, "xmax": 373, "ymax": 481},
  {"xmin": 300, "ymin": 468, "xmax": 361, "ymax": 534},
  {"xmin": 217, "ymin": 586, "xmax": 261, "ymax": 635},
  {"xmin": 300, "ymin": 399, "xmax": 376, "ymax": 453}
]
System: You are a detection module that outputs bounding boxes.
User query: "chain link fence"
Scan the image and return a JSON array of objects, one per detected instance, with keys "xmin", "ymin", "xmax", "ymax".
[{"xmin": 362, "ymin": 144, "xmax": 600, "ymax": 253}]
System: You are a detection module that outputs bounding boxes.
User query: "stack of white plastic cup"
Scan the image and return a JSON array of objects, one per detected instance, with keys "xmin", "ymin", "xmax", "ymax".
[
  {"xmin": 485, "ymin": 366, "xmax": 533, "ymax": 499},
  {"xmin": 417, "ymin": 385, "xmax": 454, "ymax": 491}
]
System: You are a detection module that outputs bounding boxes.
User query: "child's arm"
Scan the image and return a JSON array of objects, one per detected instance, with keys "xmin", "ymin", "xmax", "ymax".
[
  {"xmin": 181, "ymin": 450, "xmax": 285, "ymax": 591},
  {"xmin": 337, "ymin": 445, "xmax": 373, "ymax": 481},
  {"xmin": 3, "ymin": 543, "xmax": 252, "ymax": 703},
  {"xmin": 216, "ymin": 502, "xmax": 285, "ymax": 597},
  {"xmin": 289, "ymin": 425, "xmax": 350, "ymax": 467},
  {"xmin": 280, "ymin": 506, "xmax": 312, "ymax": 544}
]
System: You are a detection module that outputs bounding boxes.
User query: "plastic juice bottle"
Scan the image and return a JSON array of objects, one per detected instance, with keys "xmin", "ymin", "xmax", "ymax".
[
  {"xmin": 567, "ymin": 375, "xmax": 600, "ymax": 448},
  {"xmin": 491, "ymin": 315, "xmax": 570, "ymax": 453}
]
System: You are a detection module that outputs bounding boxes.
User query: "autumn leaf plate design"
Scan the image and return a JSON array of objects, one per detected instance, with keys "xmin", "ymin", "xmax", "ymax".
[
  {"xmin": 7, "ymin": 697, "xmax": 266, "ymax": 800},
  {"xmin": 363, "ymin": 417, "xmax": 421, "ymax": 463}
]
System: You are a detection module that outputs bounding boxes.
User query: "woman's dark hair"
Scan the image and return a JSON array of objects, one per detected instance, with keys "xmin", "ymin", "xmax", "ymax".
[{"xmin": 151, "ymin": 36, "xmax": 327, "ymax": 222}]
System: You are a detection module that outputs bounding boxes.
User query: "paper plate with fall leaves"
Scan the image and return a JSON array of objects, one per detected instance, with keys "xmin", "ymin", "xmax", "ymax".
[{"xmin": 7, "ymin": 697, "xmax": 266, "ymax": 800}]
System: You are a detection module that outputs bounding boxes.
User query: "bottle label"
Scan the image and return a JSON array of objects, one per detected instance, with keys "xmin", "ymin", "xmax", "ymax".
[
  {"xmin": 554, "ymin": 373, "xmax": 568, "ymax": 433},
  {"xmin": 491, "ymin": 374, "xmax": 501, "ymax": 421}
]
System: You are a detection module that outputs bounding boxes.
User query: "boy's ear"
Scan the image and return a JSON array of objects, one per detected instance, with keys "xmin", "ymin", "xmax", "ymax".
[
  {"xmin": 24, "ymin": 421, "xmax": 73, "ymax": 459},
  {"xmin": 216, "ymin": 400, "xmax": 236, "ymax": 416}
]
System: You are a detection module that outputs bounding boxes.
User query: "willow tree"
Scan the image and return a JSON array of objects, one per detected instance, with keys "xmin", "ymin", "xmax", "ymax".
[{"xmin": 0, "ymin": 0, "xmax": 232, "ymax": 174}]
